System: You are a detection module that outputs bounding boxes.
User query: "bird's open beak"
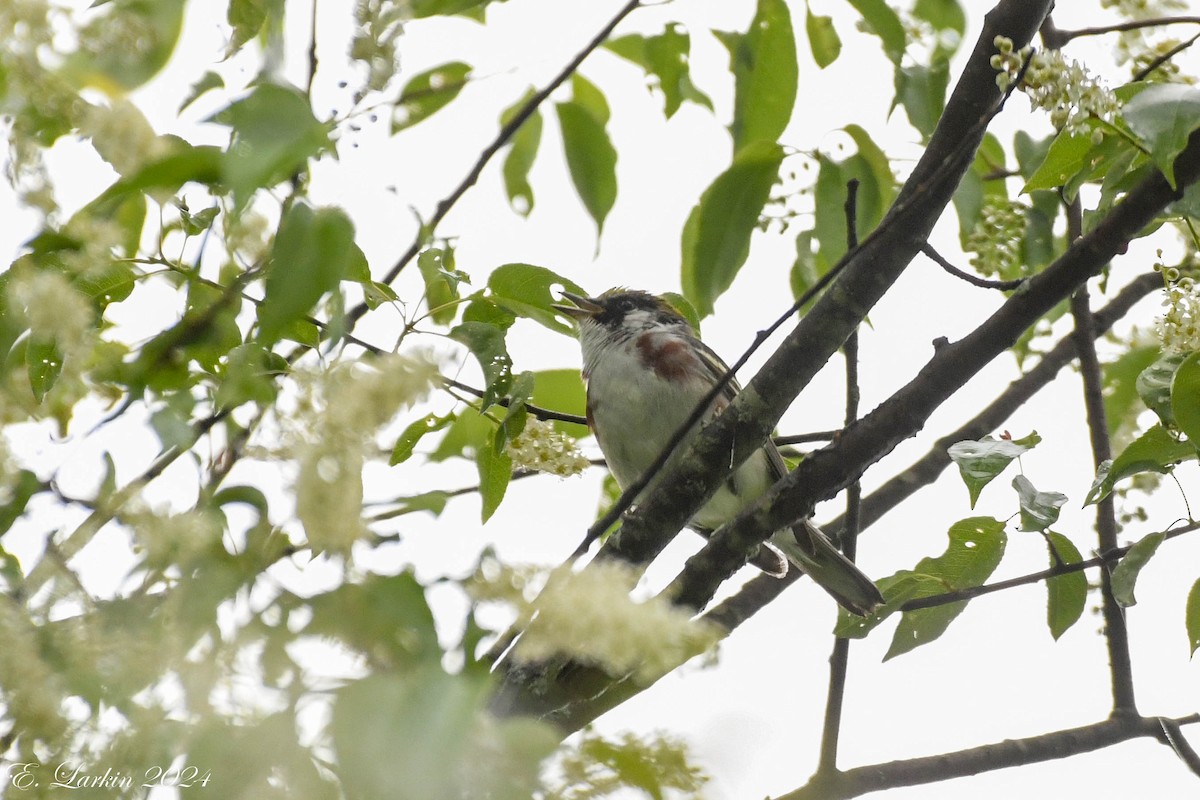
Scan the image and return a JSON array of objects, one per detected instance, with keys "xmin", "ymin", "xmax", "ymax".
[{"xmin": 553, "ymin": 291, "xmax": 604, "ymax": 320}]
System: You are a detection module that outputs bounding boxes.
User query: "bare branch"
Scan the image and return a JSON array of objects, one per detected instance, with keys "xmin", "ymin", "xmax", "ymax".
[
  {"xmin": 922, "ymin": 242, "xmax": 1026, "ymax": 291},
  {"xmin": 779, "ymin": 714, "xmax": 1200, "ymax": 800}
]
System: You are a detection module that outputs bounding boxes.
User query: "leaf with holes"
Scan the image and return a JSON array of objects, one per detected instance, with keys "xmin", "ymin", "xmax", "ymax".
[
  {"xmin": 500, "ymin": 91, "xmax": 543, "ymax": 217},
  {"xmin": 883, "ymin": 517, "xmax": 1007, "ymax": 660},
  {"xmin": 1013, "ymin": 475, "xmax": 1068, "ymax": 532},
  {"xmin": 947, "ymin": 434, "xmax": 1039, "ymax": 508},
  {"xmin": 1085, "ymin": 425, "xmax": 1198, "ymax": 505},
  {"xmin": 393, "ymin": 62, "xmax": 472, "ymax": 133},
  {"xmin": 1138, "ymin": 353, "xmax": 1185, "ymax": 429}
]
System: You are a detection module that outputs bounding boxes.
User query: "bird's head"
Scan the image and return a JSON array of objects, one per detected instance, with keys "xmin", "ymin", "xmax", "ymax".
[{"xmin": 554, "ymin": 289, "xmax": 690, "ymax": 341}]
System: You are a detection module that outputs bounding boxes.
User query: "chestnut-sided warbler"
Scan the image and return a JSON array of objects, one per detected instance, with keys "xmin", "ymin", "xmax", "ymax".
[{"xmin": 555, "ymin": 289, "xmax": 883, "ymax": 616}]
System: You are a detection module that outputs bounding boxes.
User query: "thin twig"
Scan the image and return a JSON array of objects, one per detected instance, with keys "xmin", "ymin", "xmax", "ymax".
[
  {"xmin": 899, "ymin": 520, "xmax": 1200, "ymax": 612},
  {"xmin": 1133, "ymin": 30, "xmax": 1200, "ymax": 82},
  {"xmin": 922, "ymin": 242, "xmax": 1026, "ymax": 291},
  {"xmin": 818, "ymin": 180, "xmax": 861, "ymax": 776},
  {"xmin": 700, "ymin": 272, "xmax": 1161, "ymax": 634},
  {"xmin": 575, "ymin": 45, "xmax": 1037, "ymax": 562},
  {"xmin": 343, "ymin": 0, "xmax": 644, "ymax": 333},
  {"xmin": 1065, "ymin": 192, "xmax": 1136, "ymax": 716},
  {"xmin": 1055, "ymin": 16, "xmax": 1200, "ymax": 45}
]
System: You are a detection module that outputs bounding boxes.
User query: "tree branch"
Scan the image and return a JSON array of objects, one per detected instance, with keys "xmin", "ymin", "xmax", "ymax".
[
  {"xmin": 778, "ymin": 714, "xmax": 1200, "ymax": 800},
  {"xmin": 1054, "ymin": 16, "xmax": 1200, "ymax": 45},
  {"xmin": 592, "ymin": 0, "xmax": 1051, "ymax": 575},
  {"xmin": 698, "ymin": 271, "xmax": 1158, "ymax": 633},
  {"xmin": 669, "ymin": 121, "xmax": 1200, "ymax": 615}
]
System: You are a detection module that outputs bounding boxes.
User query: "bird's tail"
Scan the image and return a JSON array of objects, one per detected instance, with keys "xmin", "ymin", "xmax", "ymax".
[{"xmin": 770, "ymin": 520, "xmax": 884, "ymax": 616}]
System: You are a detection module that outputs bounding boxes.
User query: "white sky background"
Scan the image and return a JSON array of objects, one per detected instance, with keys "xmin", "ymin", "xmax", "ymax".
[{"xmin": 4, "ymin": 0, "xmax": 1200, "ymax": 797}]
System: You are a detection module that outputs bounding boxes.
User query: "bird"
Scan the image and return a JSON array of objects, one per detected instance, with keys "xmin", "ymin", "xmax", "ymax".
[{"xmin": 554, "ymin": 288, "xmax": 884, "ymax": 616}]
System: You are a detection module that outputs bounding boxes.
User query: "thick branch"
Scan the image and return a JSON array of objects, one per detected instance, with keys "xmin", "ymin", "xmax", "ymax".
[
  {"xmin": 779, "ymin": 714, "xmax": 1200, "ymax": 800},
  {"xmin": 597, "ymin": 0, "xmax": 1052, "ymax": 574},
  {"xmin": 672, "ymin": 124, "xmax": 1200, "ymax": 613},
  {"xmin": 702, "ymin": 272, "xmax": 1159, "ymax": 631}
]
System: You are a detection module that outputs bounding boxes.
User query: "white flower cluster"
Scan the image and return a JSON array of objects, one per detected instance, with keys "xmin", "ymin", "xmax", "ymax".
[
  {"xmin": 964, "ymin": 195, "xmax": 1026, "ymax": 277},
  {"xmin": 510, "ymin": 562, "xmax": 721, "ymax": 683},
  {"xmin": 992, "ymin": 37, "xmax": 1121, "ymax": 136},
  {"xmin": 0, "ymin": 601, "xmax": 67, "ymax": 742},
  {"xmin": 1100, "ymin": 0, "xmax": 1186, "ymax": 18},
  {"xmin": 291, "ymin": 353, "xmax": 439, "ymax": 556},
  {"xmin": 129, "ymin": 507, "xmax": 222, "ymax": 571},
  {"xmin": 505, "ymin": 417, "xmax": 589, "ymax": 477},
  {"xmin": 79, "ymin": 99, "xmax": 170, "ymax": 178},
  {"xmin": 1155, "ymin": 273, "xmax": 1200, "ymax": 354},
  {"xmin": 7, "ymin": 269, "xmax": 94, "ymax": 356}
]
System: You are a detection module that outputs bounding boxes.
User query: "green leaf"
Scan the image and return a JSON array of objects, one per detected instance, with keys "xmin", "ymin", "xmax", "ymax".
[
  {"xmin": 681, "ymin": 141, "xmax": 784, "ymax": 317},
  {"xmin": 1104, "ymin": 344, "xmax": 1164, "ymax": 441},
  {"xmin": 66, "ymin": 0, "xmax": 186, "ymax": 90},
  {"xmin": 0, "ymin": 470, "xmax": 42, "ymax": 536},
  {"xmin": 571, "ymin": 74, "xmax": 611, "ymax": 126},
  {"xmin": 476, "ymin": 440, "xmax": 512, "ymax": 522},
  {"xmin": 556, "ymin": 101, "xmax": 618, "ymax": 239},
  {"xmin": 1170, "ymin": 351, "xmax": 1200, "ymax": 444},
  {"xmin": 1045, "ymin": 532, "xmax": 1086, "ymax": 640},
  {"xmin": 26, "ymin": 339, "xmax": 62, "ymax": 403},
  {"xmin": 384, "ymin": 490, "xmax": 451, "ymax": 518},
  {"xmin": 418, "ymin": 247, "xmax": 467, "ymax": 325},
  {"xmin": 309, "ymin": 572, "xmax": 441, "ymax": 666},
  {"xmin": 1085, "ymin": 424, "xmax": 1198, "ymax": 505},
  {"xmin": 1138, "ymin": 353, "xmax": 1185, "ymax": 429},
  {"xmin": 408, "ymin": 0, "xmax": 495, "ymax": 18},
  {"xmin": 813, "ymin": 126, "xmax": 895, "ymax": 265},
  {"xmin": 450, "ymin": 321, "xmax": 512, "ymax": 404},
  {"xmin": 487, "ymin": 263, "xmax": 585, "ymax": 335},
  {"xmin": 1111, "ymin": 531, "xmax": 1166, "ymax": 607},
  {"xmin": 1187, "ymin": 577, "xmax": 1200, "ymax": 657},
  {"xmin": 179, "ymin": 70, "xmax": 225, "ymax": 113},
  {"xmin": 893, "ymin": 60, "xmax": 950, "ymax": 139},
  {"xmin": 805, "ymin": 5, "xmax": 841, "ymax": 68},
  {"xmin": 1023, "ymin": 129, "xmax": 1096, "ymax": 193},
  {"xmin": 947, "ymin": 434, "xmax": 1038, "ymax": 508},
  {"xmin": 605, "ymin": 25, "xmax": 713, "ymax": 118},
  {"xmin": 178, "ymin": 204, "xmax": 219, "ymax": 236},
  {"xmin": 883, "ymin": 517, "xmax": 1007, "ymax": 659},
  {"xmin": 228, "ymin": 0, "xmax": 270, "ymax": 50},
  {"xmin": 257, "ymin": 204, "xmax": 357, "ymax": 345},
  {"xmin": 94, "ymin": 144, "xmax": 224, "ymax": 204},
  {"xmin": 500, "ymin": 92, "xmax": 542, "ymax": 216},
  {"xmin": 1123, "ymin": 83, "xmax": 1200, "ymax": 188},
  {"xmin": 391, "ymin": 414, "xmax": 456, "ymax": 466},
  {"xmin": 912, "ymin": 0, "xmax": 965, "ymax": 35},
  {"xmin": 210, "ymin": 84, "xmax": 331, "ymax": 208},
  {"xmin": 214, "ymin": 342, "xmax": 282, "ymax": 410},
  {"xmin": 847, "ymin": 0, "xmax": 906, "ymax": 64},
  {"xmin": 333, "ymin": 666, "xmax": 491, "ymax": 800},
  {"xmin": 531, "ymin": 369, "xmax": 588, "ymax": 437},
  {"xmin": 393, "ymin": 62, "xmax": 472, "ymax": 132},
  {"xmin": 728, "ymin": 0, "xmax": 797, "ymax": 153},
  {"xmin": 1012, "ymin": 475, "xmax": 1068, "ymax": 532}
]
